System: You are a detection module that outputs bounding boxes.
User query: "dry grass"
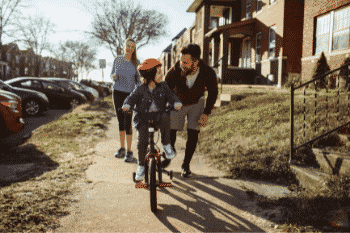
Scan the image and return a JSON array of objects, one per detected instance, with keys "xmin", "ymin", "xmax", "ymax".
[{"xmin": 0, "ymin": 97, "xmax": 115, "ymax": 232}]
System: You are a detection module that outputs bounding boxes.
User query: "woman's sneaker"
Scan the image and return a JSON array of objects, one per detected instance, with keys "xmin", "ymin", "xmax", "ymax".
[
  {"xmin": 124, "ymin": 151, "xmax": 134, "ymax": 162},
  {"xmin": 114, "ymin": 147, "xmax": 125, "ymax": 158},
  {"xmin": 135, "ymin": 166, "xmax": 145, "ymax": 181},
  {"xmin": 163, "ymin": 144, "xmax": 176, "ymax": 159}
]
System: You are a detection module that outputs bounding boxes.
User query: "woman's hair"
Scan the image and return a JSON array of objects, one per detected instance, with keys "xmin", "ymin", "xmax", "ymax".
[
  {"xmin": 139, "ymin": 66, "xmax": 159, "ymax": 85},
  {"xmin": 124, "ymin": 38, "xmax": 138, "ymax": 69}
]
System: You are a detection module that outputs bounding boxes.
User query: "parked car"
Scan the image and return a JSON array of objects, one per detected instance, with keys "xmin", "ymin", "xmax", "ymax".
[
  {"xmin": 0, "ymin": 89, "xmax": 25, "ymax": 139},
  {"xmin": 80, "ymin": 79, "xmax": 110, "ymax": 98},
  {"xmin": 75, "ymin": 82, "xmax": 99, "ymax": 101},
  {"xmin": 0, "ymin": 80, "xmax": 50, "ymax": 117},
  {"xmin": 5, "ymin": 77, "xmax": 87, "ymax": 109},
  {"xmin": 44, "ymin": 77, "xmax": 96, "ymax": 102}
]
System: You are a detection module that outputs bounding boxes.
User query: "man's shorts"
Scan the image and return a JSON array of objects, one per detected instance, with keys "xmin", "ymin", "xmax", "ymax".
[{"xmin": 170, "ymin": 97, "xmax": 205, "ymax": 131}]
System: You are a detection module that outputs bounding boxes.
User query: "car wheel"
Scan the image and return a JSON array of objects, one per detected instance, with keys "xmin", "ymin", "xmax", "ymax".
[
  {"xmin": 24, "ymin": 99, "xmax": 40, "ymax": 116},
  {"xmin": 70, "ymin": 98, "xmax": 79, "ymax": 109}
]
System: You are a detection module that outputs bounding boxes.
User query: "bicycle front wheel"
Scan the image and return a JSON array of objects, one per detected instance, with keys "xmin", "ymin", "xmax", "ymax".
[{"xmin": 150, "ymin": 157, "xmax": 157, "ymax": 213}]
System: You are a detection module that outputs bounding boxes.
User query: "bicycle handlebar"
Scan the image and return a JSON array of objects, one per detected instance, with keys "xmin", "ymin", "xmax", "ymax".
[{"xmin": 117, "ymin": 104, "xmax": 178, "ymax": 114}]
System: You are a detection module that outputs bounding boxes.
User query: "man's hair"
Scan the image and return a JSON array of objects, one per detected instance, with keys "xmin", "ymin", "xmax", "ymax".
[{"xmin": 181, "ymin": 44, "xmax": 201, "ymax": 61}]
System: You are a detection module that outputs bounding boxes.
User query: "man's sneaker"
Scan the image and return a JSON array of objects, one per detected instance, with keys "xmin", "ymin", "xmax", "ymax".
[
  {"xmin": 114, "ymin": 147, "xmax": 125, "ymax": 158},
  {"xmin": 181, "ymin": 165, "xmax": 192, "ymax": 178},
  {"xmin": 124, "ymin": 151, "xmax": 134, "ymax": 162},
  {"xmin": 163, "ymin": 144, "xmax": 176, "ymax": 159},
  {"xmin": 135, "ymin": 166, "xmax": 145, "ymax": 181}
]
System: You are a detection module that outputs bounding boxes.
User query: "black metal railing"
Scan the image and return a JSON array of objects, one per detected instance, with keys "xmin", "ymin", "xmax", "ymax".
[
  {"xmin": 212, "ymin": 56, "xmax": 223, "ymax": 93},
  {"xmin": 289, "ymin": 62, "xmax": 350, "ymax": 165}
]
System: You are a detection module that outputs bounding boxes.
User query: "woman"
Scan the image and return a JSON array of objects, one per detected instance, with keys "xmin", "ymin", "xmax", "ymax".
[{"xmin": 110, "ymin": 38, "xmax": 141, "ymax": 162}]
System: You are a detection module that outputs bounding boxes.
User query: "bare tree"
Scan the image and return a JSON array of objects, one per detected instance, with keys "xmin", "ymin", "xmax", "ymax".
[
  {"xmin": 0, "ymin": 0, "xmax": 29, "ymax": 46},
  {"xmin": 82, "ymin": 0, "xmax": 169, "ymax": 57},
  {"xmin": 12, "ymin": 15, "xmax": 56, "ymax": 77},
  {"xmin": 50, "ymin": 40, "xmax": 98, "ymax": 80}
]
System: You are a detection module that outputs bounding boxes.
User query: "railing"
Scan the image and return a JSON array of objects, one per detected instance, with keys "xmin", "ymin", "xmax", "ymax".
[
  {"xmin": 289, "ymin": 62, "xmax": 350, "ymax": 165},
  {"xmin": 212, "ymin": 56, "xmax": 223, "ymax": 93}
]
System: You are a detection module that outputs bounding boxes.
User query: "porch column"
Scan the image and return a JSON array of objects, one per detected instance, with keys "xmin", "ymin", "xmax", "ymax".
[
  {"xmin": 213, "ymin": 37, "xmax": 220, "ymax": 67},
  {"xmin": 219, "ymin": 31, "xmax": 229, "ymax": 83},
  {"xmin": 202, "ymin": 3, "xmax": 210, "ymax": 65}
]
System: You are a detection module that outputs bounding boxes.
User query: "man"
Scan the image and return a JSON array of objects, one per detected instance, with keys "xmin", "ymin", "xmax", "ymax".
[{"xmin": 165, "ymin": 43, "xmax": 218, "ymax": 178}]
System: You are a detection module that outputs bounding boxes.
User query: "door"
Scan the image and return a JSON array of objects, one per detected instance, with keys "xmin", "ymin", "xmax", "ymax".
[
  {"xmin": 242, "ymin": 38, "xmax": 251, "ymax": 68},
  {"xmin": 39, "ymin": 80, "xmax": 68, "ymax": 107}
]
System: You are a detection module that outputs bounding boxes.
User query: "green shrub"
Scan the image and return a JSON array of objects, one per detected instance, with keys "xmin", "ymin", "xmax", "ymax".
[
  {"xmin": 284, "ymin": 73, "xmax": 302, "ymax": 88},
  {"xmin": 310, "ymin": 52, "xmax": 330, "ymax": 91}
]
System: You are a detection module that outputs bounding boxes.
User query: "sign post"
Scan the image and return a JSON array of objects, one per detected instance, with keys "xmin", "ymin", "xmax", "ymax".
[{"xmin": 99, "ymin": 59, "xmax": 106, "ymax": 83}]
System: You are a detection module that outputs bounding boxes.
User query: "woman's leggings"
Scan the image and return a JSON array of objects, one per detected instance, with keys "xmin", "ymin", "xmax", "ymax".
[{"xmin": 113, "ymin": 90, "xmax": 133, "ymax": 135}]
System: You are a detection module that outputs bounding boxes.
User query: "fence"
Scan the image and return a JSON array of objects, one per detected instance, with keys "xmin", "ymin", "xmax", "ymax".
[{"xmin": 289, "ymin": 62, "xmax": 350, "ymax": 165}]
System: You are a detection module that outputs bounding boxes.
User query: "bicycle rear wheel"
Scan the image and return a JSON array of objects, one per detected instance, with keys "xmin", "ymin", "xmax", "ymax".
[{"xmin": 150, "ymin": 157, "xmax": 157, "ymax": 213}]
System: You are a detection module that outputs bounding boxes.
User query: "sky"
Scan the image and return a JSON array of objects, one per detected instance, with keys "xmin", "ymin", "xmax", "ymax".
[{"xmin": 9, "ymin": 0, "xmax": 196, "ymax": 82}]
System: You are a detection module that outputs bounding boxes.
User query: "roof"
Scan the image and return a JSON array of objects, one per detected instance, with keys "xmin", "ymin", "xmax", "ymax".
[
  {"xmin": 172, "ymin": 28, "xmax": 187, "ymax": 41},
  {"xmin": 162, "ymin": 44, "xmax": 172, "ymax": 53},
  {"xmin": 187, "ymin": 0, "xmax": 203, "ymax": 12}
]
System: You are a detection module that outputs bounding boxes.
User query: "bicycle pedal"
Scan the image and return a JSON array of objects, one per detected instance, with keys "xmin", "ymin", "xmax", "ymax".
[
  {"xmin": 135, "ymin": 182, "xmax": 149, "ymax": 188},
  {"xmin": 158, "ymin": 182, "xmax": 172, "ymax": 188}
]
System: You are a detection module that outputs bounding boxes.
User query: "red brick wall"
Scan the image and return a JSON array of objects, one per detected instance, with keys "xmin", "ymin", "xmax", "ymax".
[{"xmin": 302, "ymin": 0, "xmax": 350, "ymax": 82}]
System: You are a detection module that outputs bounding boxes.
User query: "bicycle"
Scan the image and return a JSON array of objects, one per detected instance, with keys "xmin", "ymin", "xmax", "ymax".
[{"xmin": 118, "ymin": 105, "xmax": 175, "ymax": 213}]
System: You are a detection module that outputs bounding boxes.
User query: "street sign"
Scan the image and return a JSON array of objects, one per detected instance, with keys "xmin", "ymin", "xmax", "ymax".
[{"xmin": 99, "ymin": 59, "xmax": 106, "ymax": 69}]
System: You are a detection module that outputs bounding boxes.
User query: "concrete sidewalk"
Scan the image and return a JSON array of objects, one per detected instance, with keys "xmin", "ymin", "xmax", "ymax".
[{"xmin": 54, "ymin": 117, "xmax": 292, "ymax": 232}]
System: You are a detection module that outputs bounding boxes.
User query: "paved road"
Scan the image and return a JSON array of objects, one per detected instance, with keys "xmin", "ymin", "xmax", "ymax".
[{"xmin": 54, "ymin": 117, "xmax": 287, "ymax": 232}]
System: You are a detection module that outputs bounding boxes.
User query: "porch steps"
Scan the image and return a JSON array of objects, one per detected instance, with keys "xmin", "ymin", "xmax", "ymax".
[{"xmin": 290, "ymin": 139, "xmax": 350, "ymax": 192}]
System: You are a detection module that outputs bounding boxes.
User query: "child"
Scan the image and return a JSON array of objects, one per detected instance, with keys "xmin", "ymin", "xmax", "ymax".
[{"xmin": 122, "ymin": 58, "xmax": 182, "ymax": 181}]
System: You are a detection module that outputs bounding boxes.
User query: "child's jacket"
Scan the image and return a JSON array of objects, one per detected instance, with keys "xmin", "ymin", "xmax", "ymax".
[{"xmin": 123, "ymin": 81, "xmax": 181, "ymax": 130}]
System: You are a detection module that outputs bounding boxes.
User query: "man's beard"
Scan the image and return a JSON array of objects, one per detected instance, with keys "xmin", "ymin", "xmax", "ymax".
[{"xmin": 181, "ymin": 64, "xmax": 194, "ymax": 77}]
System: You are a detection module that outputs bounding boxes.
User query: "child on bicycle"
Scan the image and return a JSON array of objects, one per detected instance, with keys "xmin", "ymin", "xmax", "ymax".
[{"xmin": 122, "ymin": 58, "xmax": 182, "ymax": 181}]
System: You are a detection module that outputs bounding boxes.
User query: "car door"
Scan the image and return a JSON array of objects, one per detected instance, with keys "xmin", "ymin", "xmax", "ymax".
[{"xmin": 38, "ymin": 80, "xmax": 68, "ymax": 107}]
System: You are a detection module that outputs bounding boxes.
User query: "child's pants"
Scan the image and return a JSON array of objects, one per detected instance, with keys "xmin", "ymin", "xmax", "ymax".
[{"xmin": 136, "ymin": 112, "xmax": 171, "ymax": 166}]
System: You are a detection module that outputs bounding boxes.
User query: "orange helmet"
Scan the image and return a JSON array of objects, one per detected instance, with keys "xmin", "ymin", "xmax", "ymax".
[{"xmin": 137, "ymin": 58, "xmax": 161, "ymax": 71}]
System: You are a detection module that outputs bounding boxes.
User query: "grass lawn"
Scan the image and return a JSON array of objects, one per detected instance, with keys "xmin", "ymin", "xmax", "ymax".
[
  {"xmin": 180, "ymin": 85, "xmax": 350, "ymax": 232},
  {"xmin": 0, "ymin": 97, "xmax": 115, "ymax": 232}
]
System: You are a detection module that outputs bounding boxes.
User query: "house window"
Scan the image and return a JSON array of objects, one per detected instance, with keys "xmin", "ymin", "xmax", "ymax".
[
  {"xmin": 196, "ymin": 10, "xmax": 202, "ymax": 32},
  {"xmin": 257, "ymin": 0, "xmax": 263, "ymax": 12},
  {"xmin": 16, "ymin": 55, "xmax": 19, "ymax": 64},
  {"xmin": 315, "ymin": 5, "xmax": 350, "ymax": 54},
  {"xmin": 256, "ymin": 32, "xmax": 262, "ymax": 62},
  {"xmin": 16, "ymin": 67, "xmax": 19, "ymax": 76},
  {"xmin": 25, "ymin": 67, "xmax": 28, "ymax": 75},
  {"xmin": 246, "ymin": 0, "xmax": 251, "ymax": 19},
  {"xmin": 223, "ymin": 7, "xmax": 231, "ymax": 25},
  {"xmin": 242, "ymin": 38, "xmax": 251, "ymax": 68},
  {"xmin": 210, "ymin": 17, "xmax": 219, "ymax": 29},
  {"xmin": 228, "ymin": 42, "xmax": 232, "ymax": 66},
  {"xmin": 332, "ymin": 7, "xmax": 350, "ymax": 50},
  {"xmin": 6, "ymin": 53, "xmax": 10, "ymax": 61},
  {"xmin": 270, "ymin": 0, "xmax": 276, "ymax": 4},
  {"xmin": 269, "ymin": 26, "xmax": 276, "ymax": 58}
]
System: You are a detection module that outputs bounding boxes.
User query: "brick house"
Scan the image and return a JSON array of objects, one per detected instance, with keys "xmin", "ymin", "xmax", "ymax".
[
  {"xmin": 160, "ymin": 44, "xmax": 172, "ymax": 76},
  {"xmin": 19, "ymin": 48, "xmax": 36, "ymax": 77},
  {"xmin": 301, "ymin": 0, "xmax": 350, "ymax": 89},
  {"xmin": 169, "ymin": 0, "xmax": 305, "ymax": 87}
]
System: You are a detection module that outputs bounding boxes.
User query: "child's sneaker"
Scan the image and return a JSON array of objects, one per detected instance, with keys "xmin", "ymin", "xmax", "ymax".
[
  {"xmin": 163, "ymin": 144, "xmax": 176, "ymax": 159},
  {"xmin": 135, "ymin": 166, "xmax": 145, "ymax": 181}
]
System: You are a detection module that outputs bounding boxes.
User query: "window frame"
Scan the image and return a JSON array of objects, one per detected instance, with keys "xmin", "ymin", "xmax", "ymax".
[
  {"xmin": 257, "ymin": 0, "xmax": 263, "ymax": 13},
  {"xmin": 314, "ymin": 5, "xmax": 350, "ymax": 55},
  {"xmin": 269, "ymin": 26, "xmax": 276, "ymax": 58},
  {"xmin": 256, "ymin": 32, "xmax": 262, "ymax": 62},
  {"xmin": 246, "ymin": 0, "xmax": 251, "ymax": 19}
]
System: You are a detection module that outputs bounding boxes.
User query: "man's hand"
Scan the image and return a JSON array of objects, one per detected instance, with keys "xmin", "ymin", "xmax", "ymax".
[
  {"xmin": 122, "ymin": 104, "xmax": 130, "ymax": 112},
  {"xmin": 174, "ymin": 102, "xmax": 182, "ymax": 110},
  {"xmin": 198, "ymin": 114, "xmax": 208, "ymax": 127}
]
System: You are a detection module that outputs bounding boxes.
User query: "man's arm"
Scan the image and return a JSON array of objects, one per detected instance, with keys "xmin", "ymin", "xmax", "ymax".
[
  {"xmin": 203, "ymin": 68, "xmax": 219, "ymax": 115},
  {"xmin": 123, "ymin": 85, "xmax": 141, "ymax": 107}
]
